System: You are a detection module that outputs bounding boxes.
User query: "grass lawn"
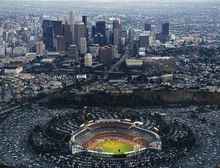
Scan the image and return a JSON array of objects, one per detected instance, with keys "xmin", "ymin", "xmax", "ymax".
[{"xmin": 96, "ymin": 139, "xmax": 134, "ymax": 154}]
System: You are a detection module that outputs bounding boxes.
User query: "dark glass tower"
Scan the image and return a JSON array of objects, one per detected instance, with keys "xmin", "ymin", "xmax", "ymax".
[
  {"xmin": 95, "ymin": 21, "xmax": 106, "ymax": 38},
  {"xmin": 42, "ymin": 20, "xmax": 62, "ymax": 51},
  {"xmin": 82, "ymin": 16, "xmax": 88, "ymax": 26},
  {"xmin": 162, "ymin": 22, "xmax": 169, "ymax": 36},
  {"xmin": 144, "ymin": 23, "xmax": 151, "ymax": 31}
]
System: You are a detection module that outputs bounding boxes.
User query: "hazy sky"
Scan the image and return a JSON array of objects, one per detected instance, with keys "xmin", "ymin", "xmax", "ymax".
[{"xmin": 8, "ymin": 0, "xmax": 217, "ymax": 1}]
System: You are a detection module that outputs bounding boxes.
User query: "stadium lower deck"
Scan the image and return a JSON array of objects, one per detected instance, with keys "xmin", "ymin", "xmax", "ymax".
[{"xmin": 0, "ymin": 104, "xmax": 219, "ymax": 168}]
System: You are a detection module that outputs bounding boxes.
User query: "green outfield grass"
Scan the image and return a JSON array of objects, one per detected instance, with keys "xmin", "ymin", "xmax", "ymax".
[{"xmin": 96, "ymin": 139, "xmax": 134, "ymax": 154}]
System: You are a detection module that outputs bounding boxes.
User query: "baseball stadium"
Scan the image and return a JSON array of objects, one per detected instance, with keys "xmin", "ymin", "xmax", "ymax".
[{"xmin": 70, "ymin": 119, "xmax": 161, "ymax": 157}]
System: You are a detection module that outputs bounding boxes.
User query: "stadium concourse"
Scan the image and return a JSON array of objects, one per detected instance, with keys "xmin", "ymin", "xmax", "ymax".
[{"xmin": 0, "ymin": 103, "xmax": 219, "ymax": 168}]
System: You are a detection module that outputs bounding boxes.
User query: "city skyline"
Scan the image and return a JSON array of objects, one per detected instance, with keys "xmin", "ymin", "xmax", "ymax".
[{"xmin": 0, "ymin": 1, "xmax": 219, "ymax": 168}]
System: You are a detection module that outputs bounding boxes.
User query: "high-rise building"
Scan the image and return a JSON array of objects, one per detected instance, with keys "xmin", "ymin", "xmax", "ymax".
[
  {"xmin": 82, "ymin": 16, "xmax": 87, "ymax": 26},
  {"xmin": 55, "ymin": 35, "xmax": 65, "ymax": 53},
  {"xmin": 36, "ymin": 41, "xmax": 45, "ymax": 56},
  {"xmin": 162, "ymin": 22, "xmax": 169, "ymax": 36},
  {"xmin": 69, "ymin": 11, "xmax": 81, "ymax": 42},
  {"xmin": 42, "ymin": 20, "xmax": 54, "ymax": 51},
  {"xmin": 82, "ymin": 16, "xmax": 89, "ymax": 40},
  {"xmin": 42, "ymin": 20, "xmax": 62, "ymax": 51},
  {"xmin": 91, "ymin": 25, "xmax": 96, "ymax": 39},
  {"xmin": 80, "ymin": 37, "xmax": 87, "ymax": 55},
  {"xmin": 128, "ymin": 28, "xmax": 135, "ymax": 43},
  {"xmin": 99, "ymin": 45, "xmax": 114, "ymax": 66},
  {"xmin": 67, "ymin": 44, "xmax": 79, "ymax": 61},
  {"xmin": 94, "ymin": 33, "xmax": 106, "ymax": 46},
  {"xmin": 69, "ymin": 11, "xmax": 74, "ymax": 28},
  {"xmin": 160, "ymin": 22, "xmax": 170, "ymax": 43},
  {"xmin": 113, "ymin": 19, "xmax": 122, "ymax": 48},
  {"xmin": 3, "ymin": 31, "xmax": 7, "ymax": 42},
  {"xmin": 105, "ymin": 28, "xmax": 112, "ymax": 44},
  {"xmin": 144, "ymin": 23, "xmax": 151, "ymax": 31},
  {"xmin": 128, "ymin": 28, "xmax": 135, "ymax": 56},
  {"xmin": 96, "ymin": 21, "xmax": 106, "ymax": 36},
  {"xmin": 139, "ymin": 32, "xmax": 150, "ymax": 49},
  {"xmin": 62, "ymin": 23, "xmax": 72, "ymax": 50},
  {"xmin": 74, "ymin": 22, "xmax": 86, "ymax": 48},
  {"xmin": 69, "ymin": 11, "xmax": 74, "ymax": 40},
  {"xmin": 84, "ymin": 53, "xmax": 93, "ymax": 67},
  {"xmin": 95, "ymin": 21, "xmax": 106, "ymax": 44}
]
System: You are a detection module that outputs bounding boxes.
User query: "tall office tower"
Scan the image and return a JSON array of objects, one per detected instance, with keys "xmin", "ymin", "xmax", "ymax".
[
  {"xmin": 69, "ymin": 11, "xmax": 80, "ymax": 41},
  {"xmin": 95, "ymin": 21, "xmax": 106, "ymax": 44},
  {"xmin": 55, "ymin": 35, "xmax": 65, "ymax": 53},
  {"xmin": 105, "ymin": 28, "xmax": 112, "ymax": 44},
  {"xmin": 82, "ymin": 16, "xmax": 87, "ymax": 26},
  {"xmin": 94, "ymin": 33, "xmax": 106, "ymax": 46},
  {"xmin": 63, "ymin": 23, "xmax": 73, "ymax": 50},
  {"xmin": 3, "ymin": 31, "xmax": 7, "ymax": 41},
  {"xmin": 162, "ymin": 22, "xmax": 169, "ymax": 36},
  {"xmin": 128, "ymin": 28, "xmax": 135, "ymax": 43},
  {"xmin": 74, "ymin": 22, "xmax": 86, "ymax": 48},
  {"xmin": 69, "ymin": 11, "xmax": 74, "ymax": 43},
  {"xmin": 149, "ymin": 33, "xmax": 156, "ymax": 46},
  {"xmin": 82, "ymin": 16, "xmax": 89, "ymax": 40},
  {"xmin": 160, "ymin": 22, "xmax": 170, "ymax": 43},
  {"xmin": 69, "ymin": 11, "xmax": 74, "ymax": 27},
  {"xmin": 128, "ymin": 28, "xmax": 135, "ymax": 56},
  {"xmin": 36, "ymin": 41, "xmax": 45, "ymax": 56},
  {"xmin": 3, "ymin": 41, "xmax": 6, "ymax": 57},
  {"xmin": 42, "ymin": 20, "xmax": 62, "ymax": 51},
  {"xmin": 120, "ymin": 30, "xmax": 127, "ymax": 53},
  {"xmin": 139, "ymin": 32, "xmax": 150, "ymax": 49},
  {"xmin": 67, "ymin": 44, "xmax": 79, "ymax": 61},
  {"xmin": 113, "ymin": 19, "xmax": 122, "ymax": 48},
  {"xmin": 80, "ymin": 37, "xmax": 87, "ymax": 55},
  {"xmin": 144, "ymin": 23, "xmax": 151, "ymax": 31},
  {"xmin": 99, "ymin": 45, "xmax": 114, "ymax": 66},
  {"xmin": 91, "ymin": 25, "xmax": 96, "ymax": 39}
]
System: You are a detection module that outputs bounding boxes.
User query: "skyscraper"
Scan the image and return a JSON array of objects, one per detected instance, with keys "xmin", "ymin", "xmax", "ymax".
[
  {"xmin": 67, "ymin": 44, "xmax": 79, "ymax": 61},
  {"xmin": 91, "ymin": 25, "xmax": 96, "ymax": 39},
  {"xmin": 128, "ymin": 28, "xmax": 135, "ymax": 56},
  {"xmin": 113, "ymin": 19, "xmax": 122, "ymax": 48},
  {"xmin": 139, "ymin": 32, "xmax": 150, "ymax": 49},
  {"xmin": 80, "ymin": 37, "xmax": 87, "ymax": 55},
  {"xmin": 94, "ymin": 33, "xmax": 106, "ymax": 46},
  {"xmin": 105, "ymin": 28, "xmax": 112, "ymax": 44},
  {"xmin": 162, "ymin": 22, "xmax": 169, "ymax": 36},
  {"xmin": 42, "ymin": 20, "xmax": 62, "ymax": 51},
  {"xmin": 36, "ymin": 41, "xmax": 45, "ymax": 56},
  {"xmin": 160, "ymin": 22, "xmax": 170, "ymax": 43},
  {"xmin": 42, "ymin": 20, "xmax": 54, "ymax": 51},
  {"xmin": 55, "ymin": 35, "xmax": 65, "ymax": 53},
  {"xmin": 95, "ymin": 21, "xmax": 106, "ymax": 44},
  {"xmin": 69, "ymin": 11, "xmax": 81, "ymax": 42},
  {"xmin": 74, "ymin": 22, "xmax": 86, "ymax": 48},
  {"xmin": 69, "ymin": 11, "xmax": 74, "ymax": 28},
  {"xmin": 99, "ymin": 45, "xmax": 114, "ymax": 66},
  {"xmin": 82, "ymin": 16, "xmax": 87, "ymax": 26},
  {"xmin": 82, "ymin": 16, "xmax": 89, "ymax": 40},
  {"xmin": 63, "ymin": 23, "xmax": 73, "ymax": 50},
  {"xmin": 144, "ymin": 23, "xmax": 151, "ymax": 31}
]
